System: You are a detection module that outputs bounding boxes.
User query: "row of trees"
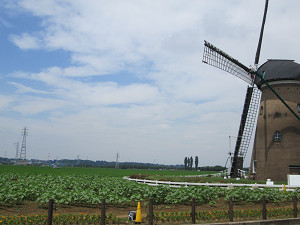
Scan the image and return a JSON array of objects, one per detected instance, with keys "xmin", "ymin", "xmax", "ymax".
[{"xmin": 184, "ymin": 156, "xmax": 199, "ymax": 170}]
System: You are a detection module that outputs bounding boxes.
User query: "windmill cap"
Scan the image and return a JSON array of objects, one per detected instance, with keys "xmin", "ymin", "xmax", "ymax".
[{"xmin": 255, "ymin": 59, "xmax": 300, "ymax": 86}]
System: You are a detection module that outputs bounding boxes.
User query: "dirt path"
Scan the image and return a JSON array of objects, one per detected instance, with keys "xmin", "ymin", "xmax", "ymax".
[{"xmin": 0, "ymin": 200, "xmax": 294, "ymax": 218}]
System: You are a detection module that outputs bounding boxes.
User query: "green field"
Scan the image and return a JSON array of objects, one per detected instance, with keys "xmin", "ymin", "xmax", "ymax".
[
  {"xmin": 0, "ymin": 165, "xmax": 298, "ymax": 207},
  {"xmin": 0, "ymin": 164, "xmax": 299, "ymax": 224},
  {"xmin": 0, "ymin": 165, "xmax": 219, "ymax": 207},
  {"xmin": 0, "ymin": 164, "xmax": 213, "ymax": 177},
  {"xmin": 0, "ymin": 164, "xmax": 272, "ymax": 185}
]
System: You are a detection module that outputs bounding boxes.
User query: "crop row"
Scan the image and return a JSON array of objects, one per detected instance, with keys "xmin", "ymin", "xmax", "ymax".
[{"xmin": 0, "ymin": 173, "xmax": 299, "ymax": 206}]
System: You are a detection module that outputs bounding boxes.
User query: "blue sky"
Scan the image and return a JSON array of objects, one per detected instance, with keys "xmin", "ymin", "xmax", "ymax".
[{"xmin": 1, "ymin": 0, "xmax": 300, "ymax": 166}]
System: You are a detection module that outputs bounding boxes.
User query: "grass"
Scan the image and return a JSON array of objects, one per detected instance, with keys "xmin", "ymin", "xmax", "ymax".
[{"xmin": 0, "ymin": 164, "xmax": 214, "ymax": 177}]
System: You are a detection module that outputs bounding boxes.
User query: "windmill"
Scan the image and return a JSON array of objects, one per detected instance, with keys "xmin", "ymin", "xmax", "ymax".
[{"xmin": 202, "ymin": 0, "xmax": 300, "ymax": 181}]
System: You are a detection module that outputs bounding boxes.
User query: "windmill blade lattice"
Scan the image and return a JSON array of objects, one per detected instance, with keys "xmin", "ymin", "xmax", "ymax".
[
  {"xmin": 230, "ymin": 86, "xmax": 261, "ymax": 177},
  {"xmin": 236, "ymin": 87, "xmax": 261, "ymax": 158},
  {"xmin": 203, "ymin": 41, "xmax": 253, "ymax": 85}
]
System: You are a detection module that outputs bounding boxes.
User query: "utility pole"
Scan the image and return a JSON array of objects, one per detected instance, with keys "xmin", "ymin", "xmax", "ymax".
[
  {"xmin": 77, "ymin": 154, "xmax": 80, "ymax": 166},
  {"xmin": 115, "ymin": 153, "xmax": 120, "ymax": 169},
  {"xmin": 19, "ymin": 126, "xmax": 28, "ymax": 161}
]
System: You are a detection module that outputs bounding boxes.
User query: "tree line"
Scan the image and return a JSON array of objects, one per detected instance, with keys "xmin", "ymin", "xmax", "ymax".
[
  {"xmin": 184, "ymin": 156, "xmax": 226, "ymax": 171},
  {"xmin": 184, "ymin": 156, "xmax": 199, "ymax": 170}
]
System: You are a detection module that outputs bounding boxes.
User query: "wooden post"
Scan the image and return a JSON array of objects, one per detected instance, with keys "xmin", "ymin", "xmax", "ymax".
[
  {"xmin": 101, "ymin": 199, "xmax": 106, "ymax": 225},
  {"xmin": 149, "ymin": 198, "xmax": 153, "ymax": 225},
  {"xmin": 228, "ymin": 196, "xmax": 233, "ymax": 222},
  {"xmin": 192, "ymin": 198, "xmax": 196, "ymax": 224},
  {"xmin": 293, "ymin": 195, "xmax": 297, "ymax": 218},
  {"xmin": 47, "ymin": 199, "xmax": 54, "ymax": 225},
  {"xmin": 262, "ymin": 195, "xmax": 267, "ymax": 220}
]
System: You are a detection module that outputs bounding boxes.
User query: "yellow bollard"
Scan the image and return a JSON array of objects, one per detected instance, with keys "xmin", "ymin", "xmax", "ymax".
[
  {"xmin": 135, "ymin": 202, "xmax": 142, "ymax": 224},
  {"xmin": 283, "ymin": 184, "xmax": 286, "ymax": 193}
]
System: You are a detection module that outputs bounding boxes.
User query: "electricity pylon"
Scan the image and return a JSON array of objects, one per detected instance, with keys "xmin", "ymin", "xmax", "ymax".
[{"xmin": 19, "ymin": 126, "xmax": 28, "ymax": 160}]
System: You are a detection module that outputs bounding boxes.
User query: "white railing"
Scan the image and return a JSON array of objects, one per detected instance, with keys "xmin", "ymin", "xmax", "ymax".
[
  {"xmin": 181, "ymin": 173, "xmax": 222, "ymax": 178},
  {"xmin": 124, "ymin": 177, "xmax": 300, "ymax": 190},
  {"xmin": 218, "ymin": 169, "xmax": 247, "ymax": 178}
]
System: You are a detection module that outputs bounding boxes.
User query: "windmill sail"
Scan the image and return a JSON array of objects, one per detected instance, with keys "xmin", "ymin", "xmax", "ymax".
[
  {"xmin": 202, "ymin": 41, "xmax": 259, "ymax": 177},
  {"xmin": 203, "ymin": 41, "xmax": 253, "ymax": 84},
  {"xmin": 230, "ymin": 86, "xmax": 261, "ymax": 177},
  {"xmin": 255, "ymin": 0, "xmax": 269, "ymax": 66}
]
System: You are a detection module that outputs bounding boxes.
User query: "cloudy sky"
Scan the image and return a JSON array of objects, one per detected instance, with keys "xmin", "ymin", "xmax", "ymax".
[{"xmin": 0, "ymin": 0, "xmax": 299, "ymax": 166}]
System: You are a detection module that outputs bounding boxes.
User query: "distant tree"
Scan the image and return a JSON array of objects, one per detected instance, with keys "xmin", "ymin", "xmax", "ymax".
[
  {"xmin": 195, "ymin": 156, "xmax": 199, "ymax": 171},
  {"xmin": 184, "ymin": 157, "xmax": 188, "ymax": 170},
  {"xmin": 187, "ymin": 157, "xmax": 190, "ymax": 170},
  {"xmin": 190, "ymin": 156, "xmax": 193, "ymax": 170}
]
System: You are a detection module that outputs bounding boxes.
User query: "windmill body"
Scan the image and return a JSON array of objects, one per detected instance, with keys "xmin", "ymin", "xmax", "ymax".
[
  {"xmin": 203, "ymin": 41, "xmax": 300, "ymax": 181},
  {"xmin": 250, "ymin": 60, "xmax": 300, "ymax": 181},
  {"xmin": 202, "ymin": 0, "xmax": 300, "ymax": 181}
]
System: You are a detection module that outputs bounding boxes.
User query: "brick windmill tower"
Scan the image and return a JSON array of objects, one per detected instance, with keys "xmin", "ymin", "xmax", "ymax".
[
  {"xmin": 202, "ymin": 0, "xmax": 300, "ymax": 181},
  {"xmin": 250, "ymin": 60, "xmax": 300, "ymax": 181}
]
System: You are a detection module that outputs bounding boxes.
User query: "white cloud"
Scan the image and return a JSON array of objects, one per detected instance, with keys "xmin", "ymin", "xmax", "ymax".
[
  {"xmin": 10, "ymin": 33, "xmax": 41, "ymax": 49},
  {"xmin": 8, "ymin": 82, "xmax": 52, "ymax": 94},
  {"xmin": 0, "ymin": 95, "xmax": 13, "ymax": 110},
  {"xmin": 16, "ymin": 68, "xmax": 159, "ymax": 106},
  {"xmin": 68, "ymin": 82, "xmax": 160, "ymax": 105},
  {"xmin": 12, "ymin": 97, "xmax": 70, "ymax": 115}
]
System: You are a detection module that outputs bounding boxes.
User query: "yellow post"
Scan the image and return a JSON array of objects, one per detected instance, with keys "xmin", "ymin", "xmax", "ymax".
[
  {"xmin": 135, "ymin": 202, "xmax": 142, "ymax": 223},
  {"xmin": 283, "ymin": 184, "xmax": 286, "ymax": 193}
]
